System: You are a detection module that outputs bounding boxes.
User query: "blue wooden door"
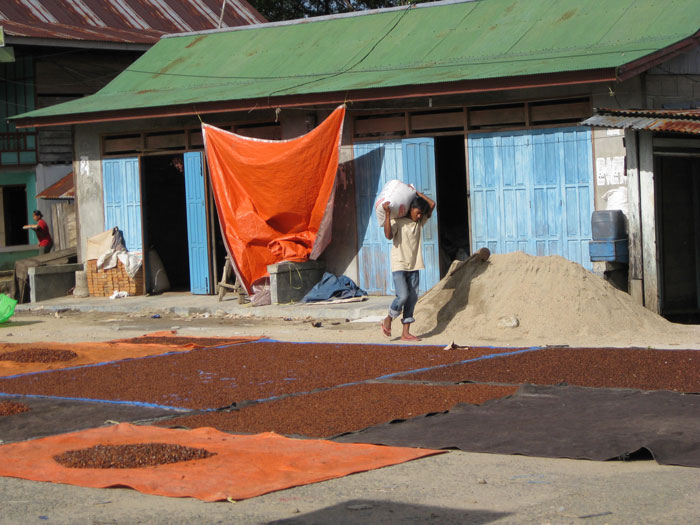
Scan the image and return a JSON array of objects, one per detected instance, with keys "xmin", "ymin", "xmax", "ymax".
[
  {"xmin": 102, "ymin": 158, "xmax": 142, "ymax": 252},
  {"xmin": 184, "ymin": 152, "xmax": 211, "ymax": 294},
  {"xmin": 354, "ymin": 138, "xmax": 440, "ymax": 295},
  {"xmin": 469, "ymin": 127, "xmax": 593, "ymax": 269},
  {"xmin": 402, "ymin": 139, "xmax": 440, "ymax": 292}
]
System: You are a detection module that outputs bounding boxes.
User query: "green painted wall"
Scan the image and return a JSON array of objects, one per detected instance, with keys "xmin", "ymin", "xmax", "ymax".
[{"xmin": 0, "ymin": 247, "xmax": 39, "ymax": 270}]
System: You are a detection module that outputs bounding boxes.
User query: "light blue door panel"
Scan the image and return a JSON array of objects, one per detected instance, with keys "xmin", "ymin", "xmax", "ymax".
[
  {"xmin": 469, "ymin": 127, "xmax": 593, "ymax": 270},
  {"xmin": 354, "ymin": 141, "xmax": 400, "ymax": 295},
  {"xmin": 184, "ymin": 151, "xmax": 211, "ymax": 294},
  {"xmin": 102, "ymin": 158, "xmax": 142, "ymax": 252},
  {"xmin": 354, "ymin": 138, "xmax": 440, "ymax": 295},
  {"xmin": 402, "ymin": 139, "xmax": 439, "ymax": 295}
]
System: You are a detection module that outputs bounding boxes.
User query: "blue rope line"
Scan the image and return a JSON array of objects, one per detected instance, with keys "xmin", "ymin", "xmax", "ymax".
[
  {"xmin": 375, "ymin": 346, "xmax": 544, "ymax": 381},
  {"xmin": 0, "ymin": 391, "xmax": 191, "ymax": 412}
]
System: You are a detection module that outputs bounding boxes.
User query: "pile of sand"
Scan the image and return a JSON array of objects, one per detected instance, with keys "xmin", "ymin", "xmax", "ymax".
[{"xmin": 414, "ymin": 252, "xmax": 695, "ymax": 348}]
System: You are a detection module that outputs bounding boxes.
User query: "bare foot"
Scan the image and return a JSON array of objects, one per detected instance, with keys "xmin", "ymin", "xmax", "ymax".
[
  {"xmin": 381, "ymin": 318, "xmax": 391, "ymax": 338},
  {"xmin": 401, "ymin": 333, "xmax": 421, "ymax": 342}
]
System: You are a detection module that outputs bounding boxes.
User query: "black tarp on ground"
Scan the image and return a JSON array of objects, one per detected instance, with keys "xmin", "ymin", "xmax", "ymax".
[
  {"xmin": 334, "ymin": 384, "xmax": 700, "ymax": 468},
  {"xmin": 0, "ymin": 396, "xmax": 184, "ymax": 443}
]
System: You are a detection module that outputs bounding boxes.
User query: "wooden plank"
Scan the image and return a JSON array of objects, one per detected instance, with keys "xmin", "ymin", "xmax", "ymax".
[
  {"xmin": 234, "ymin": 125, "xmax": 281, "ymax": 140},
  {"xmin": 65, "ymin": 202, "xmax": 77, "ymax": 249},
  {"xmin": 693, "ymin": 173, "xmax": 700, "ymax": 309},
  {"xmin": 38, "ymin": 141, "xmax": 73, "ymax": 149},
  {"xmin": 639, "ymin": 131, "xmax": 659, "ymax": 313},
  {"xmin": 653, "ymin": 137, "xmax": 700, "ymax": 149},
  {"xmin": 144, "ymin": 132, "xmax": 187, "ymax": 150},
  {"xmin": 354, "ymin": 115, "xmax": 404, "ymax": 135},
  {"xmin": 190, "ymin": 131, "xmax": 204, "ymax": 147},
  {"xmin": 50, "ymin": 205, "xmax": 61, "ymax": 251},
  {"xmin": 35, "ymin": 53, "xmax": 133, "ymax": 96},
  {"xmin": 37, "ymin": 129, "xmax": 72, "ymax": 139},
  {"xmin": 530, "ymin": 101, "xmax": 590, "ymax": 122},
  {"xmin": 468, "ymin": 106, "xmax": 525, "ymax": 127},
  {"xmin": 50, "ymin": 201, "xmax": 76, "ymax": 251},
  {"xmin": 410, "ymin": 111, "xmax": 464, "ymax": 131},
  {"xmin": 625, "ymin": 130, "xmax": 644, "ymax": 305},
  {"xmin": 103, "ymin": 136, "xmax": 141, "ymax": 153},
  {"xmin": 464, "ymin": 135, "xmax": 472, "ymax": 255}
]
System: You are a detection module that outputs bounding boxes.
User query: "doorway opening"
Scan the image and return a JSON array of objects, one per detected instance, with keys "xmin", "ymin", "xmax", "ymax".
[
  {"xmin": 141, "ymin": 155, "xmax": 190, "ymax": 292},
  {"xmin": 657, "ymin": 155, "xmax": 700, "ymax": 323},
  {"xmin": 1, "ymin": 185, "xmax": 28, "ymax": 246},
  {"xmin": 212, "ymin": 206, "xmax": 227, "ymax": 291},
  {"xmin": 435, "ymin": 135, "xmax": 470, "ymax": 277}
]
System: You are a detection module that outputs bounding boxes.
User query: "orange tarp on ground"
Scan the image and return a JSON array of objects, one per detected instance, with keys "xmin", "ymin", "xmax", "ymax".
[
  {"xmin": 0, "ymin": 423, "xmax": 443, "ymax": 501},
  {"xmin": 203, "ymin": 105, "xmax": 345, "ymax": 293},
  {"xmin": 0, "ymin": 331, "xmax": 258, "ymax": 377}
]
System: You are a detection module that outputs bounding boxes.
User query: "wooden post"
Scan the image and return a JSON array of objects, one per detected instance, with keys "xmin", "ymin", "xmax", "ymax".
[
  {"xmin": 625, "ymin": 129, "xmax": 644, "ymax": 305},
  {"xmin": 639, "ymin": 131, "xmax": 660, "ymax": 313}
]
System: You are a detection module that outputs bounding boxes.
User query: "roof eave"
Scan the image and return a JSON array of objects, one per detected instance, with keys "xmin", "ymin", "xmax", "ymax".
[
  {"xmin": 6, "ymin": 36, "xmax": 152, "ymax": 51},
  {"xmin": 616, "ymin": 31, "xmax": 700, "ymax": 82},
  {"xmin": 13, "ymin": 68, "xmax": 617, "ymax": 129}
]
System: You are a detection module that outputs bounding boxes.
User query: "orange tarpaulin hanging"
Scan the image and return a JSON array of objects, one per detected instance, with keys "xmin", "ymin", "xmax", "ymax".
[{"xmin": 203, "ymin": 106, "xmax": 346, "ymax": 294}]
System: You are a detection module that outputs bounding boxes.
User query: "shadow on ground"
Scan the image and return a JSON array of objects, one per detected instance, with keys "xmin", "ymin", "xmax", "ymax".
[
  {"xmin": 0, "ymin": 320, "xmax": 43, "ymax": 329},
  {"xmin": 270, "ymin": 499, "xmax": 509, "ymax": 524}
]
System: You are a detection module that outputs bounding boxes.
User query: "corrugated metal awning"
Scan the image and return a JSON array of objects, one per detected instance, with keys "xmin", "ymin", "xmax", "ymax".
[
  {"xmin": 37, "ymin": 172, "xmax": 74, "ymax": 200},
  {"xmin": 581, "ymin": 108, "xmax": 700, "ymax": 135},
  {"xmin": 11, "ymin": 0, "xmax": 700, "ymax": 127}
]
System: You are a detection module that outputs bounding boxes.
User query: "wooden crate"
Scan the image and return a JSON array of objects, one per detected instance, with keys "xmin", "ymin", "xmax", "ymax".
[{"xmin": 86, "ymin": 259, "xmax": 145, "ymax": 297}]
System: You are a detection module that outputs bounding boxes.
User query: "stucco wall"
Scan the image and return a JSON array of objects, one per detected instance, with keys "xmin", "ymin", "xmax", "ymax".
[
  {"xmin": 73, "ymin": 126, "xmax": 105, "ymax": 263},
  {"xmin": 591, "ymin": 129, "xmax": 627, "ymax": 214},
  {"xmin": 589, "ymin": 76, "xmax": 643, "ymax": 216}
]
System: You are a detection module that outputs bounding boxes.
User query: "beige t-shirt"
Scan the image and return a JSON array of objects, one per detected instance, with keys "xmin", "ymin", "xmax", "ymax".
[{"xmin": 390, "ymin": 216, "xmax": 427, "ymax": 271}]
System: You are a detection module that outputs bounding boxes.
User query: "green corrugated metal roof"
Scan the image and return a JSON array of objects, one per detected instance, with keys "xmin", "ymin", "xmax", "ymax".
[{"xmin": 15, "ymin": 0, "xmax": 700, "ymax": 122}]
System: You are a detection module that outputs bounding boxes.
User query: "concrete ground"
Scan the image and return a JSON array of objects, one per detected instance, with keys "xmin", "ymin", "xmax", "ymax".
[
  {"xmin": 1, "ymin": 293, "xmax": 699, "ymax": 524},
  {"xmin": 14, "ymin": 291, "xmax": 393, "ymax": 320}
]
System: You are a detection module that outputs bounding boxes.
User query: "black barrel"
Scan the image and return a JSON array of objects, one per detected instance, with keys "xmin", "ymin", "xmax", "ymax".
[{"xmin": 591, "ymin": 210, "xmax": 626, "ymax": 241}]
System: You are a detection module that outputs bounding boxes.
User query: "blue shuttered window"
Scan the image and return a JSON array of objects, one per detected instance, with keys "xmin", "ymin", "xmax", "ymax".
[{"xmin": 469, "ymin": 127, "xmax": 593, "ymax": 270}]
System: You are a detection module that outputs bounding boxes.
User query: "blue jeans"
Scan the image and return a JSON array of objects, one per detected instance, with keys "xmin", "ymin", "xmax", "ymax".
[{"xmin": 389, "ymin": 270, "xmax": 419, "ymax": 324}]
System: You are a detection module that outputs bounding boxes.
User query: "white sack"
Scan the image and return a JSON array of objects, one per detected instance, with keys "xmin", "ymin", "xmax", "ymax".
[
  {"xmin": 374, "ymin": 179, "xmax": 416, "ymax": 226},
  {"xmin": 602, "ymin": 186, "xmax": 628, "ymax": 216}
]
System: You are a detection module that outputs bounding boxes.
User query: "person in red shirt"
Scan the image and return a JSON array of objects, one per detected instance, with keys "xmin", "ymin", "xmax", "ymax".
[{"xmin": 23, "ymin": 210, "xmax": 53, "ymax": 254}]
